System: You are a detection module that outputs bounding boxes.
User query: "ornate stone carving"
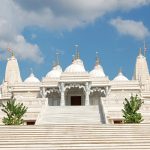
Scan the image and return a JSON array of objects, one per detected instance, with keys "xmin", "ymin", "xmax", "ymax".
[
  {"xmin": 40, "ymin": 87, "xmax": 60, "ymax": 98},
  {"xmin": 40, "ymin": 87, "xmax": 46, "ymax": 98},
  {"xmin": 64, "ymin": 83, "xmax": 86, "ymax": 92},
  {"xmin": 46, "ymin": 88, "xmax": 60, "ymax": 95},
  {"xmin": 90, "ymin": 87, "xmax": 106, "ymax": 97}
]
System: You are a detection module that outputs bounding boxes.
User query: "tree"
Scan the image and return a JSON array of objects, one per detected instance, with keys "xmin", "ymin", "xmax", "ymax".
[
  {"xmin": 1, "ymin": 98, "xmax": 27, "ymax": 125},
  {"xmin": 122, "ymin": 95, "xmax": 143, "ymax": 123}
]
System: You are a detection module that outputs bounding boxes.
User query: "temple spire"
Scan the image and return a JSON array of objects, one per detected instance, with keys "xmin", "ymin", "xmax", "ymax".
[
  {"xmin": 133, "ymin": 47, "xmax": 149, "ymax": 81},
  {"xmin": 5, "ymin": 52, "xmax": 22, "ymax": 84}
]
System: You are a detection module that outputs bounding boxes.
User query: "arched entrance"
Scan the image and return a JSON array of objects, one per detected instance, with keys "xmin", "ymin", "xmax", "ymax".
[{"xmin": 65, "ymin": 87, "xmax": 85, "ymax": 106}]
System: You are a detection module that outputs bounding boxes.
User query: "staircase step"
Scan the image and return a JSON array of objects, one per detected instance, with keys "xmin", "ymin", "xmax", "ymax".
[
  {"xmin": 36, "ymin": 106, "xmax": 101, "ymax": 125},
  {"xmin": 0, "ymin": 124, "xmax": 149, "ymax": 149}
]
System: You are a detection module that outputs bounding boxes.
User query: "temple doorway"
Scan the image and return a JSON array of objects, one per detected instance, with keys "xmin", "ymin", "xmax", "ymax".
[
  {"xmin": 65, "ymin": 87, "xmax": 85, "ymax": 105},
  {"xmin": 71, "ymin": 96, "xmax": 81, "ymax": 105}
]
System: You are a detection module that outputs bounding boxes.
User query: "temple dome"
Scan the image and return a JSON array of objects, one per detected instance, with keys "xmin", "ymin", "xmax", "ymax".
[
  {"xmin": 46, "ymin": 65, "xmax": 62, "ymax": 78},
  {"xmin": 24, "ymin": 73, "xmax": 40, "ymax": 83},
  {"xmin": 90, "ymin": 64, "xmax": 105, "ymax": 77},
  {"xmin": 65, "ymin": 59, "xmax": 86, "ymax": 73},
  {"xmin": 90, "ymin": 54, "xmax": 105, "ymax": 77},
  {"xmin": 113, "ymin": 71, "xmax": 128, "ymax": 81}
]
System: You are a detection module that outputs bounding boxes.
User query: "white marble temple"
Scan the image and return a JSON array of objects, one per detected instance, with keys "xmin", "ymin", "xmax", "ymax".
[{"xmin": 0, "ymin": 48, "xmax": 150, "ymax": 124}]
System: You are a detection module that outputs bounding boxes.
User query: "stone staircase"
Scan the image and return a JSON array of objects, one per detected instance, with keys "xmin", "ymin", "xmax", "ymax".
[
  {"xmin": 36, "ymin": 106, "xmax": 101, "ymax": 125},
  {"xmin": 0, "ymin": 124, "xmax": 150, "ymax": 149}
]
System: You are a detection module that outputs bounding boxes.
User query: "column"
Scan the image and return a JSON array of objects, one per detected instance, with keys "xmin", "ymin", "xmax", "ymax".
[
  {"xmin": 60, "ymin": 83, "xmax": 65, "ymax": 106},
  {"xmin": 105, "ymin": 86, "xmax": 109, "ymax": 96},
  {"xmin": 85, "ymin": 82, "xmax": 90, "ymax": 105},
  {"xmin": 42, "ymin": 87, "xmax": 46, "ymax": 98}
]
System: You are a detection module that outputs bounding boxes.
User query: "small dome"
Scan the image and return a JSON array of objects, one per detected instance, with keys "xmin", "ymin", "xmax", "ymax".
[
  {"xmin": 113, "ymin": 71, "xmax": 129, "ymax": 81},
  {"xmin": 46, "ymin": 65, "xmax": 62, "ymax": 78},
  {"xmin": 24, "ymin": 73, "xmax": 40, "ymax": 83},
  {"xmin": 90, "ymin": 65, "xmax": 105, "ymax": 77},
  {"xmin": 65, "ymin": 59, "xmax": 86, "ymax": 73}
]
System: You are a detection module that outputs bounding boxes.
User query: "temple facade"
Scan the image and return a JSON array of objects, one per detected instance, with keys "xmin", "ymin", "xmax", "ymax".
[{"xmin": 0, "ymin": 48, "xmax": 150, "ymax": 125}]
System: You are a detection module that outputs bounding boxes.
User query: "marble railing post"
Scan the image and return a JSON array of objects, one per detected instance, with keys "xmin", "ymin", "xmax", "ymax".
[
  {"xmin": 60, "ymin": 83, "xmax": 65, "ymax": 106},
  {"xmin": 85, "ymin": 82, "xmax": 90, "ymax": 105}
]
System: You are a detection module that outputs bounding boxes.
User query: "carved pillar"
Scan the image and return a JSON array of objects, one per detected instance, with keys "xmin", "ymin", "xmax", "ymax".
[
  {"xmin": 85, "ymin": 82, "xmax": 90, "ymax": 105},
  {"xmin": 105, "ymin": 86, "xmax": 110, "ymax": 96},
  {"xmin": 42, "ymin": 87, "xmax": 46, "ymax": 98},
  {"xmin": 60, "ymin": 83, "xmax": 65, "ymax": 106}
]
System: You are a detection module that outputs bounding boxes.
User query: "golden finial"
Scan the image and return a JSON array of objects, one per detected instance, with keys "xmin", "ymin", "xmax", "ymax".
[
  {"xmin": 56, "ymin": 52, "xmax": 60, "ymax": 65},
  {"xmin": 30, "ymin": 68, "xmax": 33, "ymax": 74},
  {"xmin": 77, "ymin": 51, "xmax": 80, "ymax": 59},
  {"xmin": 144, "ymin": 41, "xmax": 147, "ymax": 57},
  {"xmin": 12, "ymin": 50, "xmax": 14, "ymax": 57},
  {"xmin": 75, "ymin": 44, "xmax": 79, "ymax": 59},
  {"xmin": 30, "ymin": 68, "xmax": 34, "ymax": 76},
  {"xmin": 52, "ymin": 61, "xmax": 56, "ymax": 67},
  {"xmin": 7, "ymin": 47, "xmax": 14, "ymax": 57},
  {"xmin": 55, "ymin": 50, "xmax": 63, "ymax": 65},
  {"xmin": 139, "ymin": 48, "xmax": 142, "ymax": 56},
  {"xmin": 119, "ymin": 68, "xmax": 122, "ymax": 74},
  {"xmin": 72, "ymin": 54, "xmax": 75, "ymax": 62},
  {"xmin": 95, "ymin": 51, "xmax": 100, "ymax": 66}
]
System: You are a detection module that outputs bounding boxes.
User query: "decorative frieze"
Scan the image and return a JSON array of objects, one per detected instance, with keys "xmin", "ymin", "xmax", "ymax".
[
  {"xmin": 90, "ymin": 87, "xmax": 106, "ymax": 97},
  {"xmin": 64, "ymin": 83, "xmax": 86, "ymax": 92},
  {"xmin": 46, "ymin": 88, "xmax": 60, "ymax": 95}
]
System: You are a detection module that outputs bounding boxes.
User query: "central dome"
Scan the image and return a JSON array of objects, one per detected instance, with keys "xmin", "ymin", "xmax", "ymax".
[{"xmin": 65, "ymin": 59, "xmax": 86, "ymax": 73}]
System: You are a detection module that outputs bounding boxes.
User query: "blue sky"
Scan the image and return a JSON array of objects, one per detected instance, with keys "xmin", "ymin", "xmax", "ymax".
[{"xmin": 0, "ymin": 0, "xmax": 150, "ymax": 82}]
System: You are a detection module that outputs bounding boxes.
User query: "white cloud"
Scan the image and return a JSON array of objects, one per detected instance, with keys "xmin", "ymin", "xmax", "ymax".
[
  {"xmin": 0, "ymin": 35, "xmax": 43, "ymax": 63},
  {"xmin": 14, "ymin": 0, "xmax": 150, "ymax": 29},
  {"xmin": 110, "ymin": 18, "xmax": 150, "ymax": 40},
  {"xmin": 0, "ymin": 0, "xmax": 150, "ymax": 62},
  {"xmin": 0, "ymin": 0, "xmax": 43, "ymax": 63}
]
